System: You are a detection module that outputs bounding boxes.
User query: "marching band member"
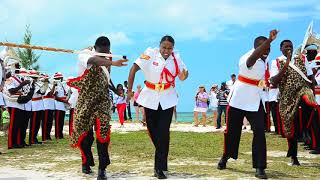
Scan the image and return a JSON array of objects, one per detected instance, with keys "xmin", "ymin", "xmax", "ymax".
[
  {"xmin": 66, "ymin": 76, "xmax": 78, "ymax": 137},
  {"xmin": 307, "ymin": 48, "xmax": 320, "ymax": 154},
  {"xmin": 42, "ymin": 74, "xmax": 56, "ymax": 141},
  {"xmin": 127, "ymin": 35, "xmax": 188, "ymax": 179},
  {"xmin": 269, "ymin": 58, "xmax": 282, "ymax": 135},
  {"xmin": 20, "ymin": 69, "xmax": 33, "ymax": 146},
  {"xmin": 68, "ymin": 36, "xmax": 127, "ymax": 180},
  {"xmin": 270, "ymin": 40, "xmax": 316, "ymax": 166},
  {"xmin": 2, "ymin": 48, "xmax": 32, "ymax": 149},
  {"xmin": 53, "ymin": 72, "xmax": 68, "ymax": 139},
  {"xmin": 29, "ymin": 70, "xmax": 45, "ymax": 144},
  {"xmin": 218, "ymin": 30, "xmax": 278, "ymax": 179}
]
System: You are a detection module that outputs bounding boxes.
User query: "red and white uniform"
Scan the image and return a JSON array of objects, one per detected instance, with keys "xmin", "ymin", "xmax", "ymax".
[
  {"xmin": 135, "ymin": 47, "xmax": 187, "ymax": 110},
  {"xmin": 228, "ymin": 49, "xmax": 268, "ymax": 111}
]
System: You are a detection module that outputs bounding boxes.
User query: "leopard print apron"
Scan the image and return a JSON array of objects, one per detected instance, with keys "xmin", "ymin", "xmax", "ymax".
[
  {"xmin": 278, "ymin": 57, "xmax": 315, "ymax": 138},
  {"xmin": 68, "ymin": 65, "xmax": 111, "ymax": 146}
]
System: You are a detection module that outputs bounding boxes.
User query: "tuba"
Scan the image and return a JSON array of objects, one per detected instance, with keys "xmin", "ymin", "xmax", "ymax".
[
  {"xmin": 297, "ymin": 21, "xmax": 320, "ymax": 55},
  {"xmin": 2, "ymin": 47, "xmax": 22, "ymax": 102}
]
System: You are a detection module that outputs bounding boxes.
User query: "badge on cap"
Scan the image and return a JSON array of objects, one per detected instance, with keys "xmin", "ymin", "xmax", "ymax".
[{"xmin": 140, "ymin": 54, "xmax": 150, "ymax": 60}]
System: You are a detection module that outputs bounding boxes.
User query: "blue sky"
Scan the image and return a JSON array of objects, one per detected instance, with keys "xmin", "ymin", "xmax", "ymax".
[{"xmin": 1, "ymin": 0, "xmax": 320, "ymax": 112}]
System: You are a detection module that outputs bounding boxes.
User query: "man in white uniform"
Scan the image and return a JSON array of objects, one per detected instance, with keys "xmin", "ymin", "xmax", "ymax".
[
  {"xmin": 29, "ymin": 70, "xmax": 45, "ymax": 144},
  {"xmin": 217, "ymin": 30, "xmax": 278, "ymax": 179},
  {"xmin": 2, "ymin": 48, "xmax": 33, "ymax": 149},
  {"xmin": 42, "ymin": 74, "xmax": 56, "ymax": 141},
  {"xmin": 54, "ymin": 72, "xmax": 68, "ymax": 139}
]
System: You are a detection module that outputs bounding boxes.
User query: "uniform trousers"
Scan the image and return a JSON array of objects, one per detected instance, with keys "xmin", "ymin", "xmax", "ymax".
[
  {"xmin": 308, "ymin": 107, "xmax": 320, "ymax": 150},
  {"xmin": 264, "ymin": 102, "xmax": 271, "ymax": 132},
  {"xmin": 223, "ymin": 102, "xmax": 266, "ymax": 169},
  {"xmin": 29, "ymin": 110, "xmax": 43, "ymax": 144},
  {"xmin": 55, "ymin": 110, "xmax": 65, "ymax": 139},
  {"xmin": 42, "ymin": 110, "xmax": 54, "ymax": 141},
  {"xmin": 79, "ymin": 128, "xmax": 111, "ymax": 170},
  {"xmin": 69, "ymin": 108, "xmax": 75, "ymax": 136},
  {"xmin": 269, "ymin": 101, "xmax": 280, "ymax": 134},
  {"xmin": 145, "ymin": 105, "xmax": 174, "ymax": 171},
  {"xmin": 7, "ymin": 107, "xmax": 25, "ymax": 148},
  {"xmin": 287, "ymin": 101, "xmax": 313, "ymax": 157},
  {"xmin": 22, "ymin": 111, "xmax": 31, "ymax": 145}
]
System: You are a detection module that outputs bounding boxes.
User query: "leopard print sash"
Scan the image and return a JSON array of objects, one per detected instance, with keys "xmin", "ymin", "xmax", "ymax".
[
  {"xmin": 69, "ymin": 65, "xmax": 111, "ymax": 146},
  {"xmin": 278, "ymin": 58, "xmax": 315, "ymax": 138}
]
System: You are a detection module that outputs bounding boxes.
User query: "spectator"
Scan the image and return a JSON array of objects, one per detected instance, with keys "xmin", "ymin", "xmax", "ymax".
[
  {"xmin": 114, "ymin": 84, "xmax": 127, "ymax": 127},
  {"xmin": 123, "ymin": 80, "xmax": 132, "ymax": 121},
  {"xmin": 226, "ymin": 74, "xmax": 236, "ymax": 90},
  {"xmin": 209, "ymin": 84, "xmax": 219, "ymax": 124},
  {"xmin": 216, "ymin": 82, "xmax": 229, "ymax": 129},
  {"xmin": 193, "ymin": 85, "xmax": 209, "ymax": 127},
  {"xmin": 133, "ymin": 85, "xmax": 145, "ymax": 124}
]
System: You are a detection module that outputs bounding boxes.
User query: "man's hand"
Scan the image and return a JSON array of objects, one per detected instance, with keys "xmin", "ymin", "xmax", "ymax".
[
  {"xmin": 21, "ymin": 80, "xmax": 31, "ymax": 86},
  {"xmin": 286, "ymin": 49, "xmax": 292, "ymax": 64},
  {"xmin": 269, "ymin": 29, "xmax": 279, "ymax": 42},
  {"xmin": 112, "ymin": 59, "xmax": 128, "ymax": 67},
  {"xmin": 0, "ymin": 86, "xmax": 3, "ymax": 92},
  {"xmin": 178, "ymin": 69, "xmax": 188, "ymax": 81},
  {"xmin": 126, "ymin": 90, "xmax": 133, "ymax": 103}
]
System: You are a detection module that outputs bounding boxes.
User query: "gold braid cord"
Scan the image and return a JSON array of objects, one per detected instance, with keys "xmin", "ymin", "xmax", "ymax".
[{"xmin": 0, "ymin": 42, "xmax": 74, "ymax": 53}]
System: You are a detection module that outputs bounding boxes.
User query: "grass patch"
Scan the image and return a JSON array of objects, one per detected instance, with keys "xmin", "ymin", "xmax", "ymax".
[{"xmin": 0, "ymin": 131, "xmax": 320, "ymax": 179}]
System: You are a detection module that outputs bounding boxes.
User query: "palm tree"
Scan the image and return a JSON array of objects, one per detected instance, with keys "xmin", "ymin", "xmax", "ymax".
[{"xmin": 16, "ymin": 25, "xmax": 40, "ymax": 70}]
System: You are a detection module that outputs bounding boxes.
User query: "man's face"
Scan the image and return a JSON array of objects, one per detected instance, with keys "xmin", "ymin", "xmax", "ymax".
[
  {"xmin": 280, "ymin": 41, "xmax": 293, "ymax": 58},
  {"xmin": 306, "ymin": 49, "xmax": 317, "ymax": 61},
  {"xmin": 159, "ymin": 41, "xmax": 174, "ymax": 59},
  {"xmin": 256, "ymin": 39, "xmax": 270, "ymax": 60},
  {"xmin": 54, "ymin": 77, "xmax": 63, "ymax": 82},
  {"xmin": 95, "ymin": 46, "xmax": 110, "ymax": 54},
  {"xmin": 231, "ymin": 76, "xmax": 236, "ymax": 81}
]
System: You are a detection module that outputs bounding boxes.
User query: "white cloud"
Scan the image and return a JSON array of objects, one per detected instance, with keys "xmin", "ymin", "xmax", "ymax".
[{"xmin": 106, "ymin": 32, "xmax": 134, "ymax": 45}]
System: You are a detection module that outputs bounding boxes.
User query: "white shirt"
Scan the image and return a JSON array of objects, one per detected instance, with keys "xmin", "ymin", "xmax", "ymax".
[
  {"xmin": 68, "ymin": 86, "xmax": 79, "ymax": 109},
  {"xmin": 78, "ymin": 49, "xmax": 94, "ymax": 75},
  {"xmin": 0, "ymin": 92, "xmax": 5, "ymax": 106},
  {"xmin": 314, "ymin": 71, "xmax": 320, "ymax": 105},
  {"xmin": 31, "ymin": 86, "xmax": 45, "ymax": 111},
  {"xmin": 4, "ymin": 76, "xmax": 25, "ymax": 110},
  {"xmin": 209, "ymin": 91, "xmax": 218, "ymax": 108},
  {"xmin": 114, "ymin": 94, "xmax": 126, "ymax": 105},
  {"xmin": 135, "ymin": 47, "xmax": 187, "ymax": 110},
  {"xmin": 268, "ymin": 58, "xmax": 281, "ymax": 102},
  {"xmin": 43, "ymin": 84, "xmax": 56, "ymax": 110},
  {"xmin": 22, "ymin": 84, "xmax": 33, "ymax": 111},
  {"xmin": 0, "ymin": 62, "xmax": 5, "ymax": 106},
  {"xmin": 228, "ymin": 49, "xmax": 267, "ymax": 112},
  {"xmin": 226, "ymin": 80, "xmax": 235, "ymax": 90},
  {"xmin": 55, "ymin": 82, "xmax": 67, "ymax": 111}
]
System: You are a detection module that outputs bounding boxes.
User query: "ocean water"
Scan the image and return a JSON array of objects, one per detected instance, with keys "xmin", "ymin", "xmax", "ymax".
[
  {"xmin": 110, "ymin": 111, "xmax": 214, "ymax": 123},
  {"xmin": 65, "ymin": 111, "xmax": 214, "ymax": 123}
]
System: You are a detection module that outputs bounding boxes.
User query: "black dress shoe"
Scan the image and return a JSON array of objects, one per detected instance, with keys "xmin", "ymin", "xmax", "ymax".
[
  {"xmin": 82, "ymin": 165, "xmax": 93, "ymax": 174},
  {"xmin": 97, "ymin": 169, "xmax": 107, "ymax": 180},
  {"xmin": 217, "ymin": 156, "xmax": 228, "ymax": 170},
  {"xmin": 154, "ymin": 169, "xmax": 167, "ymax": 179},
  {"xmin": 12, "ymin": 144, "xmax": 24, "ymax": 149},
  {"xmin": 34, "ymin": 141, "xmax": 43, "ymax": 145},
  {"xmin": 309, "ymin": 149, "xmax": 320, "ymax": 154},
  {"xmin": 291, "ymin": 157, "xmax": 300, "ymax": 166},
  {"xmin": 255, "ymin": 168, "xmax": 268, "ymax": 179}
]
